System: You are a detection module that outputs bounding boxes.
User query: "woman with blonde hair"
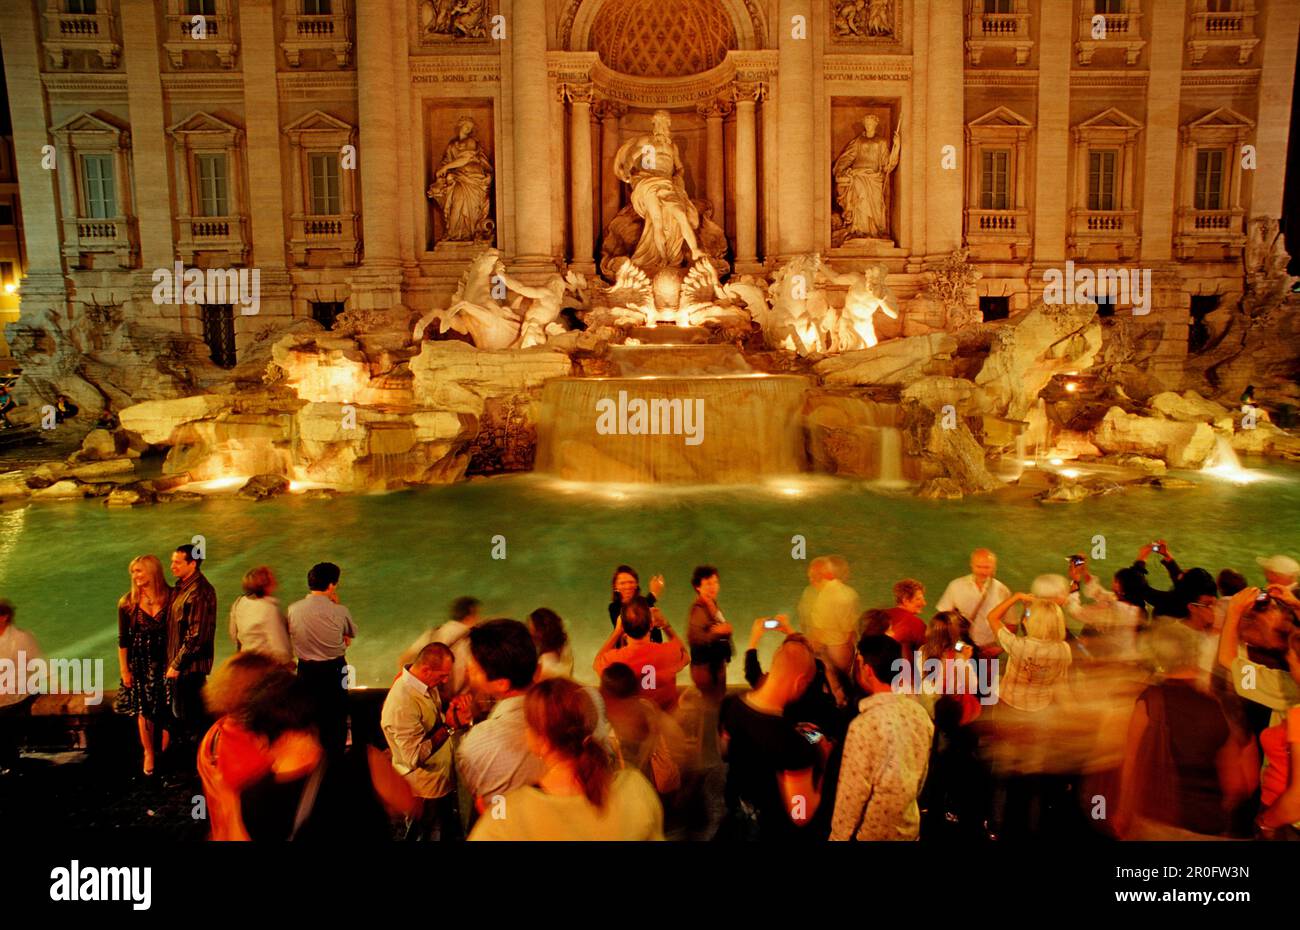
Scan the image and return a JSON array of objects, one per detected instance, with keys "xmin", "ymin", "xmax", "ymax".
[
  {"xmin": 115, "ymin": 554, "xmax": 173, "ymax": 775},
  {"xmin": 986, "ymin": 577, "xmax": 1073, "ymax": 713},
  {"xmin": 228, "ymin": 566, "xmax": 291, "ymax": 665}
]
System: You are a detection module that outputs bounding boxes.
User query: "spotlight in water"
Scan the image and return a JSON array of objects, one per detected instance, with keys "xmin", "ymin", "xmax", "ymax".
[
  {"xmin": 1049, "ymin": 457, "xmax": 1064, "ymax": 466},
  {"xmin": 1065, "ymin": 381, "xmax": 1079, "ymax": 393},
  {"xmin": 1061, "ymin": 468, "xmax": 1081, "ymax": 480},
  {"xmin": 1022, "ymin": 460, "xmax": 1035, "ymax": 467},
  {"xmin": 3, "ymin": 283, "xmax": 14, "ymax": 295},
  {"xmin": 779, "ymin": 486, "xmax": 802, "ymax": 497}
]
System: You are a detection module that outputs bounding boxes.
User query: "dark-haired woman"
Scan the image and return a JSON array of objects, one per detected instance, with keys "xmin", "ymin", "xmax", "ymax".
[
  {"xmin": 609, "ymin": 565, "xmax": 665, "ymax": 644},
  {"xmin": 469, "ymin": 677, "xmax": 663, "ymax": 840},
  {"xmin": 529, "ymin": 607, "xmax": 574, "ymax": 679},
  {"xmin": 687, "ymin": 565, "xmax": 733, "ymax": 701}
]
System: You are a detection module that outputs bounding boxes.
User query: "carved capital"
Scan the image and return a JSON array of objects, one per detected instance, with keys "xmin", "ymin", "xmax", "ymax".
[
  {"xmin": 592, "ymin": 98, "xmax": 627, "ymax": 121},
  {"xmin": 561, "ymin": 82, "xmax": 595, "ymax": 106},
  {"xmin": 731, "ymin": 81, "xmax": 766, "ymax": 105},
  {"xmin": 697, "ymin": 97, "xmax": 734, "ymax": 120}
]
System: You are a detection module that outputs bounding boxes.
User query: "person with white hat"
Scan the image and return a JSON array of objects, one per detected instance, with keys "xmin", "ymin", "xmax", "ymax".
[{"xmin": 1257, "ymin": 555, "xmax": 1300, "ymax": 596}]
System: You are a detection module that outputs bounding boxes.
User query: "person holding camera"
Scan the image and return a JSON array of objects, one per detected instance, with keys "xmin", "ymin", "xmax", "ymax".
[
  {"xmin": 1218, "ymin": 584, "xmax": 1300, "ymax": 740},
  {"xmin": 1129, "ymin": 540, "xmax": 1217, "ymax": 620},
  {"xmin": 594, "ymin": 598, "xmax": 689, "ymax": 711},
  {"xmin": 1065, "ymin": 555, "xmax": 1147, "ymax": 660},
  {"xmin": 719, "ymin": 634, "xmax": 829, "ymax": 840}
]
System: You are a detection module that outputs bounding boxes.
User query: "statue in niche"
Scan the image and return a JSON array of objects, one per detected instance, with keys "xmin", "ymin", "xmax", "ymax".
[
  {"xmin": 602, "ymin": 109, "xmax": 728, "ymax": 279},
  {"xmin": 420, "ymin": 0, "xmax": 487, "ymax": 39},
  {"xmin": 834, "ymin": 0, "xmax": 895, "ymax": 39},
  {"xmin": 611, "ymin": 109, "xmax": 707, "ymax": 276},
  {"xmin": 428, "ymin": 116, "xmax": 494, "ymax": 243},
  {"xmin": 833, "ymin": 113, "xmax": 902, "ymax": 245}
]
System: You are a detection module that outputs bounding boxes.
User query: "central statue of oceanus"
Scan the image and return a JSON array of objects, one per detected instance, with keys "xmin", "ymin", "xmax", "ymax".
[{"xmin": 612, "ymin": 110, "xmax": 705, "ymax": 276}]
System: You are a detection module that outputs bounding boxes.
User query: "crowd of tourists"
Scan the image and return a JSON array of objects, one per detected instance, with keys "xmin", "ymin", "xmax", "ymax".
[{"xmin": 1, "ymin": 543, "xmax": 1298, "ymax": 842}]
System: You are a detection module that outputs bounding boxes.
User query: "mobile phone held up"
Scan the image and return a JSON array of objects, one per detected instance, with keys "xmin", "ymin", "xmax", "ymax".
[
  {"xmin": 796, "ymin": 723, "xmax": 824, "ymax": 745},
  {"xmin": 1151, "ymin": 542, "xmax": 1164, "ymax": 555},
  {"xmin": 763, "ymin": 618, "xmax": 780, "ymax": 629},
  {"xmin": 1068, "ymin": 555, "xmax": 1085, "ymax": 567}
]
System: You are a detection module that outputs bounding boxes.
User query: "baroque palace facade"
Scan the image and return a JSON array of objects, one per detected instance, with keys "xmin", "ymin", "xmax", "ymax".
[{"xmin": 0, "ymin": 0, "xmax": 1297, "ymax": 390}]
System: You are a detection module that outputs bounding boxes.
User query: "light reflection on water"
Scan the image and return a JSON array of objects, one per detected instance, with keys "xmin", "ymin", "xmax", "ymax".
[{"xmin": 2, "ymin": 461, "xmax": 1296, "ymax": 687}]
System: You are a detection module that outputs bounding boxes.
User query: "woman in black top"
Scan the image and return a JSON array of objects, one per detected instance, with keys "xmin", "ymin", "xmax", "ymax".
[
  {"xmin": 608, "ymin": 565, "xmax": 665, "ymax": 644},
  {"xmin": 115, "ymin": 554, "xmax": 173, "ymax": 775}
]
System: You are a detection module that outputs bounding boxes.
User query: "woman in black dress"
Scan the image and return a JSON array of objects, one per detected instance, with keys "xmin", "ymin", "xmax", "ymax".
[
  {"xmin": 608, "ymin": 565, "xmax": 666, "ymax": 644},
  {"xmin": 116, "ymin": 554, "xmax": 172, "ymax": 775}
]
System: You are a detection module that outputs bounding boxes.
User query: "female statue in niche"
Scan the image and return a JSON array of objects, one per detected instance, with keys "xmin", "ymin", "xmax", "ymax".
[
  {"xmin": 833, "ymin": 113, "xmax": 902, "ymax": 243},
  {"xmin": 428, "ymin": 116, "xmax": 494, "ymax": 243}
]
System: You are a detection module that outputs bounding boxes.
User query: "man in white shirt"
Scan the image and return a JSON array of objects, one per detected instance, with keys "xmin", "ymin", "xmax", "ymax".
[
  {"xmin": 286, "ymin": 562, "xmax": 357, "ymax": 758},
  {"xmin": 382, "ymin": 642, "xmax": 459, "ymax": 840},
  {"xmin": 935, "ymin": 549, "xmax": 1011, "ymax": 655},
  {"xmin": 0, "ymin": 600, "xmax": 41, "ymax": 773},
  {"xmin": 796, "ymin": 555, "xmax": 861, "ymax": 674}
]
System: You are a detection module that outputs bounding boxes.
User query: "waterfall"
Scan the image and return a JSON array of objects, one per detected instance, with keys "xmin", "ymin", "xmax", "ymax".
[
  {"xmin": 878, "ymin": 425, "xmax": 903, "ymax": 484},
  {"xmin": 1205, "ymin": 434, "xmax": 1242, "ymax": 472},
  {"xmin": 535, "ymin": 372, "xmax": 810, "ymax": 484}
]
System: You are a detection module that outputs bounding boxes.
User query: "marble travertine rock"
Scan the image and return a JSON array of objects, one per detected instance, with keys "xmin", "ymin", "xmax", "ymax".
[
  {"xmin": 76, "ymin": 428, "xmax": 121, "ymax": 461},
  {"xmin": 975, "ymin": 304, "xmax": 1101, "ymax": 421},
  {"xmin": 271, "ymin": 332, "xmax": 375, "ymax": 405},
  {"xmin": 238, "ymin": 474, "xmax": 291, "ymax": 500},
  {"xmin": 1091, "ymin": 407, "xmax": 1216, "ymax": 469},
  {"xmin": 409, "ymin": 341, "xmax": 572, "ymax": 416},
  {"xmin": 1231, "ymin": 421, "xmax": 1300, "ymax": 459},
  {"xmin": 119, "ymin": 395, "xmax": 230, "ymax": 445},
  {"xmin": 162, "ymin": 414, "xmax": 293, "ymax": 479},
  {"xmin": 67, "ymin": 458, "xmax": 136, "ymax": 481},
  {"xmin": 814, "ymin": 333, "xmax": 958, "ymax": 386},
  {"xmin": 1149, "ymin": 391, "xmax": 1234, "ymax": 430}
]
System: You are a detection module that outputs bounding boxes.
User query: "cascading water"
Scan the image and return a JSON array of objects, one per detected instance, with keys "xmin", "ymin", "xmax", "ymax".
[{"xmin": 535, "ymin": 331, "xmax": 810, "ymax": 483}]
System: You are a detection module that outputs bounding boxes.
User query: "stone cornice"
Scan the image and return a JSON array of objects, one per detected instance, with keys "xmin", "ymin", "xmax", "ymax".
[
  {"xmin": 41, "ymin": 72, "xmax": 129, "ymax": 99},
  {"xmin": 963, "ymin": 69, "xmax": 1039, "ymax": 87},
  {"xmin": 1069, "ymin": 70, "xmax": 1148, "ymax": 89},
  {"xmin": 277, "ymin": 71, "xmax": 359, "ymax": 99},
  {"xmin": 822, "ymin": 54, "xmax": 912, "ymax": 82},
  {"xmin": 1181, "ymin": 69, "xmax": 1260, "ymax": 89},
  {"xmin": 554, "ymin": 53, "xmax": 773, "ymax": 109},
  {"xmin": 161, "ymin": 72, "xmax": 245, "ymax": 101}
]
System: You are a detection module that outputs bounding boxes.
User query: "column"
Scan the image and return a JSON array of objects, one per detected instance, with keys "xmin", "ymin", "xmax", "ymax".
[
  {"xmin": 777, "ymin": 0, "xmax": 815, "ymax": 256},
  {"xmin": 1251, "ymin": 0, "xmax": 1300, "ymax": 221},
  {"xmin": 698, "ymin": 98, "xmax": 732, "ymax": 225},
  {"xmin": 239, "ymin": 0, "xmax": 291, "ymax": 327},
  {"xmin": 0, "ymin": 0, "xmax": 66, "ymax": 318},
  {"xmin": 733, "ymin": 82, "xmax": 762, "ymax": 270},
  {"xmin": 354, "ymin": 0, "xmax": 401, "ymax": 306},
  {"xmin": 924, "ymin": 0, "xmax": 964, "ymax": 259},
  {"xmin": 120, "ymin": 1, "xmax": 174, "ymax": 270},
  {"xmin": 1140, "ymin": 0, "xmax": 1186, "ymax": 263},
  {"xmin": 1030, "ymin": 0, "xmax": 1073, "ymax": 292},
  {"xmin": 594, "ymin": 100, "xmax": 625, "ymax": 238},
  {"xmin": 565, "ymin": 84, "xmax": 596, "ymax": 273},
  {"xmin": 1140, "ymin": 0, "xmax": 1191, "ymax": 390},
  {"xmin": 508, "ymin": 0, "xmax": 554, "ymax": 271}
]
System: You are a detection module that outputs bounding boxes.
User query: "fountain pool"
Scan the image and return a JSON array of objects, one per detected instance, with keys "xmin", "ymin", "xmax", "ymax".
[{"xmin": 2, "ymin": 460, "xmax": 1297, "ymax": 689}]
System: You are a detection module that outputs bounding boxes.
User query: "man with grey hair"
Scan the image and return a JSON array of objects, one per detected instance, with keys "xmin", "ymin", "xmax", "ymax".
[
  {"xmin": 797, "ymin": 556, "xmax": 861, "ymax": 674},
  {"xmin": 1257, "ymin": 554, "xmax": 1299, "ymax": 596},
  {"xmin": 935, "ymin": 548, "xmax": 1011, "ymax": 657}
]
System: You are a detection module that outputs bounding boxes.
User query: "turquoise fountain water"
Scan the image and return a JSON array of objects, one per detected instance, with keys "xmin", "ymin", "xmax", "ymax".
[{"xmin": 1, "ymin": 460, "xmax": 1296, "ymax": 689}]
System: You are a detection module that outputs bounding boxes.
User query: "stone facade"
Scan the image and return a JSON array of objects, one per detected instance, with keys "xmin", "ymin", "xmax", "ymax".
[{"xmin": 0, "ymin": 1, "xmax": 1296, "ymax": 478}]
